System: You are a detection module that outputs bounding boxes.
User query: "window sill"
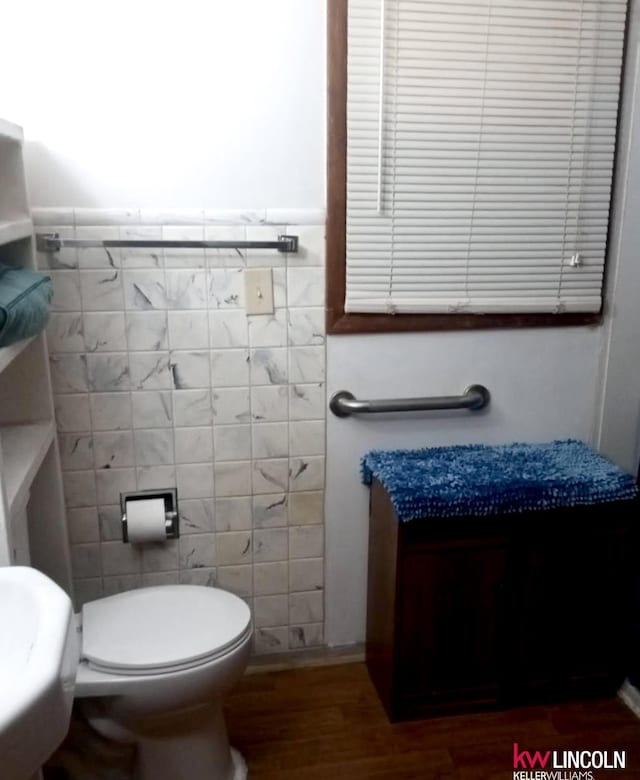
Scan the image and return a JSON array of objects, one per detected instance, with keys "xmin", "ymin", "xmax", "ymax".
[{"xmin": 326, "ymin": 310, "xmax": 602, "ymax": 335}]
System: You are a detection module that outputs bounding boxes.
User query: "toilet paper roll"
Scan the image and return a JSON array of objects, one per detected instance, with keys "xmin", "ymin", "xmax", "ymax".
[{"xmin": 126, "ymin": 498, "xmax": 167, "ymax": 543}]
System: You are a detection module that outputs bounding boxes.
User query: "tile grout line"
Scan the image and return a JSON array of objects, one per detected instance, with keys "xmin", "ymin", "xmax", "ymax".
[
  {"xmin": 284, "ymin": 223, "xmax": 293, "ymax": 649},
  {"xmin": 74, "ymin": 210, "xmax": 106, "ymax": 597},
  {"xmin": 119, "ymin": 221, "xmax": 143, "ymax": 587},
  {"xmin": 246, "ymin": 226, "xmax": 258, "ymax": 650},
  {"xmin": 205, "ymin": 226, "xmax": 218, "ymax": 589}
]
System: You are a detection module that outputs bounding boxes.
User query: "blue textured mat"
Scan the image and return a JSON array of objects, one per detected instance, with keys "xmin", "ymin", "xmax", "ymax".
[{"xmin": 361, "ymin": 439, "xmax": 638, "ymax": 521}]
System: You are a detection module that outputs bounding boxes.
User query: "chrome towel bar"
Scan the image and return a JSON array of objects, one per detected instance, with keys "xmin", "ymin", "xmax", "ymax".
[
  {"xmin": 36, "ymin": 232, "xmax": 299, "ymax": 254},
  {"xmin": 329, "ymin": 385, "xmax": 490, "ymax": 418}
]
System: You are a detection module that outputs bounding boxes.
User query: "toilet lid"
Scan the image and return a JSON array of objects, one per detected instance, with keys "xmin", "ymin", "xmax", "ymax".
[{"xmin": 81, "ymin": 585, "xmax": 251, "ymax": 673}]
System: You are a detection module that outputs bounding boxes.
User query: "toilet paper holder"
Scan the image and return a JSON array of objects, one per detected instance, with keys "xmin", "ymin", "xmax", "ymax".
[{"xmin": 120, "ymin": 489, "xmax": 179, "ymax": 543}]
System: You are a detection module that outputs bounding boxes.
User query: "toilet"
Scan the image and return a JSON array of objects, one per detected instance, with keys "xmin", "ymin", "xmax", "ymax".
[{"xmin": 72, "ymin": 584, "xmax": 252, "ymax": 780}]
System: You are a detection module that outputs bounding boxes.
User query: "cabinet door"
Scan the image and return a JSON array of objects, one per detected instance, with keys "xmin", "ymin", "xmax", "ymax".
[
  {"xmin": 512, "ymin": 525, "xmax": 631, "ymax": 701},
  {"xmin": 396, "ymin": 539, "xmax": 509, "ymax": 713}
]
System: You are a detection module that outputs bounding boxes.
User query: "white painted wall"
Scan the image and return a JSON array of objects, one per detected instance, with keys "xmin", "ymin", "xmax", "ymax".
[
  {"xmin": 0, "ymin": 1, "xmax": 325, "ymax": 209},
  {"xmin": 597, "ymin": 0, "xmax": 640, "ymax": 474},
  {"xmin": 325, "ymin": 328, "xmax": 604, "ymax": 645}
]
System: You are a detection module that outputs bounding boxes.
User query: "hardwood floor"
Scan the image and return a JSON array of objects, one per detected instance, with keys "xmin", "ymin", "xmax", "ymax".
[{"xmin": 225, "ymin": 663, "xmax": 640, "ymax": 779}]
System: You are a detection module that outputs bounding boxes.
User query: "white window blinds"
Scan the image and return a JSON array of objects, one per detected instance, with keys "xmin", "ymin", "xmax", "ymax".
[{"xmin": 345, "ymin": 0, "xmax": 628, "ymax": 314}]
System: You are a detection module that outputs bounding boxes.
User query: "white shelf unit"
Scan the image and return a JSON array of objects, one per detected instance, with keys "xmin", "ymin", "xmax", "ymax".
[
  {"xmin": 1, "ymin": 422, "xmax": 55, "ymax": 513},
  {"xmin": 0, "ymin": 118, "xmax": 23, "ymax": 144},
  {"xmin": 0, "ymin": 217, "xmax": 33, "ymax": 246},
  {"xmin": 0, "ymin": 336, "xmax": 35, "ymax": 375},
  {"xmin": 0, "ymin": 118, "xmax": 72, "ymax": 594}
]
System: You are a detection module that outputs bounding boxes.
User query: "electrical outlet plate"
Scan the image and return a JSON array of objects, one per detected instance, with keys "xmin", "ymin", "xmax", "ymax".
[{"xmin": 244, "ymin": 268, "xmax": 274, "ymax": 315}]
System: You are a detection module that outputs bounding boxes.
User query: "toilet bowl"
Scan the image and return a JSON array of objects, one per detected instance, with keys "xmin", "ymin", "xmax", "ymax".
[{"xmin": 73, "ymin": 584, "xmax": 252, "ymax": 780}]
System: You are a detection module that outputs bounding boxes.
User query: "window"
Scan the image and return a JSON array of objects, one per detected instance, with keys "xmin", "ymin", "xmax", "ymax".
[{"xmin": 326, "ymin": 0, "xmax": 628, "ymax": 333}]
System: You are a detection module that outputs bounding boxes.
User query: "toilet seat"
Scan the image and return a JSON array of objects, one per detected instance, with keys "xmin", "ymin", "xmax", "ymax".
[{"xmin": 81, "ymin": 585, "xmax": 252, "ymax": 676}]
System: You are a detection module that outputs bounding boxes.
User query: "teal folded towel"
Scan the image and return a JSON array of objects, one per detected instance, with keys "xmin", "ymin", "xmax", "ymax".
[{"xmin": 0, "ymin": 263, "xmax": 53, "ymax": 348}]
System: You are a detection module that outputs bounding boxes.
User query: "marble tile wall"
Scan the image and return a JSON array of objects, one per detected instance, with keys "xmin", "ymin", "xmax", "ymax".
[{"xmin": 34, "ymin": 207, "xmax": 326, "ymax": 654}]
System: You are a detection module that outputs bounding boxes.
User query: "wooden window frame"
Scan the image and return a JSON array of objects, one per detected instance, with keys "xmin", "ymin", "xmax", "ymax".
[{"xmin": 325, "ymin": 0, "xmax": 605, "ymax": 335}]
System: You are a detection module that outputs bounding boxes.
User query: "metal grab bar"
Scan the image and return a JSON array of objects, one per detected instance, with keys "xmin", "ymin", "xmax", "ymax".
[
  {"xmin": 36, "ymin": 233, "xmax": 299, "ymax": 254},
  {"xmin": 329, "ymin": 385, "xmax": 490, "ymax": 418}
]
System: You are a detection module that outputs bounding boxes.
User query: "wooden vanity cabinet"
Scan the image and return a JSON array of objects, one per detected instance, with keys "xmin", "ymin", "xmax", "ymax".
[
  {"xmin": 366, "ymin": 479, "xmax": 637, "ymax": 721},
  {"xmin": 507, "ymin": 509, "xmax": 633, "ymax": 705}
]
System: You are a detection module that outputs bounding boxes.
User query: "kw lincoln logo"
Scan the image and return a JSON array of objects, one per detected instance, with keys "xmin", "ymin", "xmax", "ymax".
[{"xmin": 513, "ymin": 743, "xmax": 627, "ymax": 780}]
